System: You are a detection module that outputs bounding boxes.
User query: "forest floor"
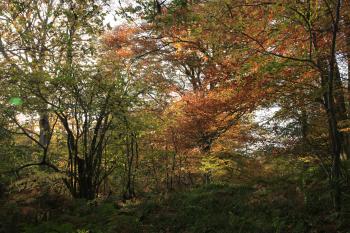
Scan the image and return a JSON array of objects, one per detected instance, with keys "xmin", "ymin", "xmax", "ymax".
[
  {"xmin": 1, "ymin": 160, "xmax": 350, "ymax": 233},
  {"xmin": 1, "ymin": 183, "xmax": 350, "ymax": 232}
]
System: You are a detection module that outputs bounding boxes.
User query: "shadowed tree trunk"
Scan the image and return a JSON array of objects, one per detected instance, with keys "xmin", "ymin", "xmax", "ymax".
[{"xmin": 124, "ymin": 132, "xmax": 138, "ymax": 199}]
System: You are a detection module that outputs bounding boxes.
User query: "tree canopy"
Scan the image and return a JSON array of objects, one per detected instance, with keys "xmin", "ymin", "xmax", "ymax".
[{"xmin": 1, "ymin": 0, "xmax": 350, "ymax": 232}]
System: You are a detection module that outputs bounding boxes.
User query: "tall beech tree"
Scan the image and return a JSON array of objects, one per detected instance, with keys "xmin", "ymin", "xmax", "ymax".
[
  {"xmin": 120, "ymin": 0, "xmax": 349, "ymax": 210},
  {"xmin": 0, "ymin": 0, "xmax": 121, "ymax": 199}
]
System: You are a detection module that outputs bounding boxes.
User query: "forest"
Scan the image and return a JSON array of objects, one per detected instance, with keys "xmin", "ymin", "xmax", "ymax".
[{"xmin": 0, "ymin": 0, "xmax": 350, "ymax": 232}]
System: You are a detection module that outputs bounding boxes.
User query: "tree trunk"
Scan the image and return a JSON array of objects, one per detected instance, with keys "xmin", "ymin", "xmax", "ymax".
[
  {"xmin": 326, "ymin": 0, "xmax": 343, "ymax": 211},
  {"xmin": 124, "ymin": 134, "xmax": 136, "ymax": 199}
]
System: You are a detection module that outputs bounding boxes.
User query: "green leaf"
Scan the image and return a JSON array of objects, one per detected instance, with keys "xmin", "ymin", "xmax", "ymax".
[{"xmin": 9, "ymin": 97, "xmax": 23, "ymax": 106}]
